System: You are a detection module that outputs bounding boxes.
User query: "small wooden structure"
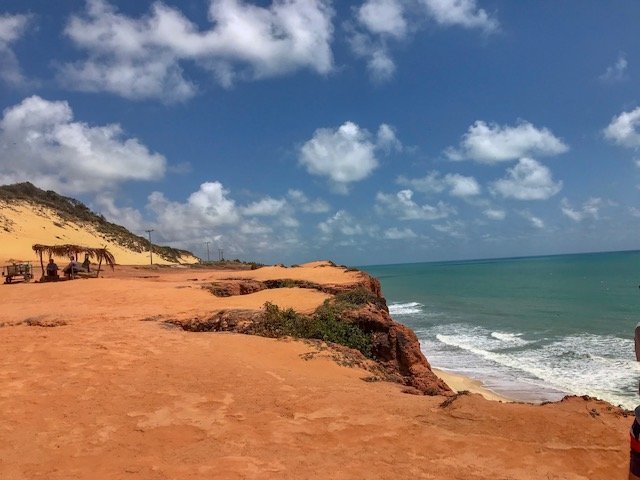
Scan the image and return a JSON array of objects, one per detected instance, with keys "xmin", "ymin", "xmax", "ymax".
[
  {"xmin": 32, "ymin": 244, "xmax": 116, "ymax": 281},
  {"xmin": 2, "ymin": 262, "xmax": 33, "ymax": 283}
]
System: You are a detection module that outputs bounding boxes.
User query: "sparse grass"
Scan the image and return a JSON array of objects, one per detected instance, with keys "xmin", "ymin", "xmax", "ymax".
[
  {"xmin": 278, "ymin": 279, "xmax": 299, "ymax": 288},
  {"xmin": 263, "ymin": 279, "xmax": 307, "ymax": 289},
  {"xmin": 23, "ymin": 317, "xmax": 67, "ymax": 328},
  {"xmin": 253, "ymin": 302, "xmax": 372, "ymax": 357}
]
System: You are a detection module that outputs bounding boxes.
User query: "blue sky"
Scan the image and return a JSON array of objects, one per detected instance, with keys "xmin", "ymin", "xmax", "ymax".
[{"xmin": 0, "ymin": 0, "xmax": 639, "ymax": 265}]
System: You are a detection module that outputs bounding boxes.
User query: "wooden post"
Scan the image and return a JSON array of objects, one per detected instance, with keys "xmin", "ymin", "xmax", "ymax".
[
  {"xmin": 96, "ymin": 251, "xmax": 103, "ymax": 277},
  {"xmin": 38, "ymin": 251, "xmax": 44, "ymax": 281}
]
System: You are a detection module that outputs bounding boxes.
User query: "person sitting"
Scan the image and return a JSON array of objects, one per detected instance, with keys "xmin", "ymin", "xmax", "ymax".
[
  {"xmin": 45, "ymin": 258, "xmax": 59, "ymax": 280},
  {"xmin": 82, "ymin": 254, "xmax": 90, "ymax": 273},
  {"xmin": 63, "ymin": 256, "xmax": 82, "ymax": 278}
]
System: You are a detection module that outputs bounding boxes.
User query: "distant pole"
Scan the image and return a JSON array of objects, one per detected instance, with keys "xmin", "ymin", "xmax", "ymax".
[
  {"xmin": 145, "ymin": 229, "xmax": 154, "ymax": 265},
  {"xmin": 205, "ymin": 241, "xmax": 211, "ymax": 262},
  {"xmin": 218, "ymin": 249, "xmax": 223, "ymax": 261}
]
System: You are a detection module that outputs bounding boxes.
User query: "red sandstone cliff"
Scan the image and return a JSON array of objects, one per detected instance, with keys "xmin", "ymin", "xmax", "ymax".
[{"xmin": 172, "ymin": 269, "xmax": 452, "ymax": 396}]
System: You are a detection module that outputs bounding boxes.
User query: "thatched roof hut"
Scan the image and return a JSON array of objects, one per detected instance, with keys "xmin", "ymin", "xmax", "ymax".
[{"xmin": 32, "ymin": 244, "xmax": 115, "ymax": 279}]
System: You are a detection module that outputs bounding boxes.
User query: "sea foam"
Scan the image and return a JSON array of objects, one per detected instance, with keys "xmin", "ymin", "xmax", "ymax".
[
  {"xmin": 388, "ymin": 302, "xmax": 423, "ymax": 315},
  {"xmin": 490, "ymin": 331, "xmax": 530, "ymax": 346},
  {"xmin": 433, "ymin": 328, "xmax": 638, "ymax": 408}
]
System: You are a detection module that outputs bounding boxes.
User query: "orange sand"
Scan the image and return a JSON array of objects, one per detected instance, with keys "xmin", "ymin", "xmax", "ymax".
[{"xmin": 0, "ymin": 264, "xmax": 631, "ymax": 479}]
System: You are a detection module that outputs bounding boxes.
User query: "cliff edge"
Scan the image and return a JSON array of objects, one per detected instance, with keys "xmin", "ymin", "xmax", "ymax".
[
  {"xmin": 0, "ymin": 260, "xmax": 630, "ymax": 479},
  {"xmin": 169, "ymin": 263, "xmax": 451, "ymax": 396}
]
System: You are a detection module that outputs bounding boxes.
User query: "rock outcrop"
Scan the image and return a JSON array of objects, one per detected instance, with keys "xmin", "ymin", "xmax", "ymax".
[
  {"xmin": 344, "ymin": 303, "xmax": 451, "ymax": 395},
  {"xmin": 176, "ymin": 269, "xmax": 452, "ymax": 396},
  {"xmin": 204, "ymin": 278, "xmax": 369, "ymax": 297}
]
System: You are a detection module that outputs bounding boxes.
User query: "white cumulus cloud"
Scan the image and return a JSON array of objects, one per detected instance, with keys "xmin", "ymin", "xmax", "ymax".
[
  {"xmin": 432, "ymin": 219, "xmax": 465, "ymax": 237},
  {"xmin": 318, "ymin": 210, "xmax": 364, "ymax": 237},
  {"xmin": 561, "ymin": 197, "xmax": 602, "ymax": 222},
  {"xmin": 398, "ymin": 171, "xmax": 480, "ymax": 197},
  {"xmin": 600, "ymin": 53, "xmax": 628, "ymax": 82},
  {"xmin": 60, "ymin": 0, "xmax": 334, "ymax": 102},
  {"xmin": 97, "ymin": 181, "xmax": 310, "ymax": 260},
  {"xmin": 483, "ymin": 208, "xmax": 506, "ymax": 220},
  {"xmin": 491, "ymin": 158, "xmax": 562, "ymax": 201},
  {"xmin": 397, "ymin": 172, "xmax": 446, "ymax": 194},
  {"xmin": 446, "ymin": 120, "xmax": 569, "ymax": 164},
  {"xmin": 287, "ymin": 189, "xmax": 330, "ymax": 213},
  {"xmin": 0, "ymin": 13, "xmax": 31, "ymax": 86},
  {"xmin": 347, "ymin": 29, "xmax": 396, "ymax": 83},
  {"xmin": 519, "ymin": 211, "xmax": 544, "ymax": 229},
  {"xmin": 241, "ymin": 195, "xmax": 299, "ymax": 228},
  {"xmin": 351, "ymin": 0, "xmax": 498, "ymax": 83},
  {"xmin": 0, "ymin": 96, "xmax": 166, "ymax": 194},
  {"xmin": 375, "ymin": 189, "xmax": 455, "ymax": 220},
  {"xmin": 604, "ymin": 107, "xmax": 640, "ymax": 148},
  {"xmin": 357, "ymin": 0, "xmax": 407, "ymax": 38},
  {"xmin": 241, "ymin": 197, "xmax": 288, "ymax": 216},
  {"xmin": 445, "ymin": 173, "xmax": 481, "ymax": 197},
  {"xmin": 146, "ymin": 182, "xmax": 240, "ymax": 241},
  {"xmin": 383, "ymin": 227, "xmax": 417, "ymax": 240},
  {"xmin": 299, "ymin": 121, "xmax": 399, "ymax": 193},
  {"xmin": 420, "ymin": 0, "xmax": 498, "ymax": 33},
  {"xmin": 376, "ymin": 123, "xmax": 402, "ymax": 152},
  {"xmin": 93, "ymin": 192, "xmax": 145, "ymax": 233}
]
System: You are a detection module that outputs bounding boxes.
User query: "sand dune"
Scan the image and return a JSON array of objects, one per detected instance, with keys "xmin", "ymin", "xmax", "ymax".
[
  {"xmin": 0, "ymin": 201, "xmax": 198, "ymax": 265},
  {"xmin": 0, "ymin": 262, "xmax": 630, "ymax": 479}
]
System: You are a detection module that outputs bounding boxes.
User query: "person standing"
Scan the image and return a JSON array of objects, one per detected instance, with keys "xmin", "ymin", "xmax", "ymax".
[{"xmin": 630, "ymin": 324, "xmax": 640, "ymax": 479}]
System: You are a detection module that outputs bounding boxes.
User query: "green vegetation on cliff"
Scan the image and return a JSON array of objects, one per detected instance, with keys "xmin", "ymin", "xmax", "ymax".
[{"xmin": 254, "ymin": 301, "xmax": 372, "ymax": 357}]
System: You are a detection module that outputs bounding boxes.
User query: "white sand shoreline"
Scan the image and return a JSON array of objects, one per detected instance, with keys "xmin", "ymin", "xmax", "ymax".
[{"xmin": 433, "ymin": 368, "xmax": 514, "ymax": 402}]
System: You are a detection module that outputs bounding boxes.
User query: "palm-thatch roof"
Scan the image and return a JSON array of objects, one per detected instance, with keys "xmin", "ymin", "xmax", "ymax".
[{"xmin": 32, "ymin": 244, "xmax": 116, "ymax": 269}]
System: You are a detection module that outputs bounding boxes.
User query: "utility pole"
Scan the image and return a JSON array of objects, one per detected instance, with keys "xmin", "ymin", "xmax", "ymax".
[
  {"xmin": 205, "ymin": 241, "xmax": 211, "ymax": 263},
  {"xmin": 145, "ymin": 229, "xmax": 154, "ymax": 265},
  {"xmin": 218, "ymin": 249, "xmax": 224, "ymax": 261}
]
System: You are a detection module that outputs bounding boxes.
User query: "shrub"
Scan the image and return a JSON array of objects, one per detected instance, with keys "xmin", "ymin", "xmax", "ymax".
[
  {"xmin": 313, "ymin": 303, "xmax": 372, "ymax": 357},
  {"xmin": 333, "ymin": 287, "xmax": 384, "ymax": 309},
  {"xmin": 254, "ymin": 303, "xmax": 313, "ymax": 338},
  {"xmin": 334, "ymin": 287, "xmax": 373, "ymax": 306},
  {"xmin": 263, "ymin": 279, "xmax": 305, "ymax": 289},
  {"xmin": 254, "ymin": 302, "xmax": 372, "ymax": 357}
]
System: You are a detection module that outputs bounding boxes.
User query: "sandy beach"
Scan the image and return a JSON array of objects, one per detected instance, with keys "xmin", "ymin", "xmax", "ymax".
[
  {"xmin": 432, "ymin": 368, "xmax": 512, "ymax": 402},
  {"xmin": 0, "ymin": 261, "xmax": 631, "ymax": 479}
]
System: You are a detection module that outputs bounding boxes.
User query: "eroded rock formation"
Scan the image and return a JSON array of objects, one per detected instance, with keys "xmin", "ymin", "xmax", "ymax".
[{"xmin": 174, "ymin": 270, "xmax": 452, "ymax": 396}]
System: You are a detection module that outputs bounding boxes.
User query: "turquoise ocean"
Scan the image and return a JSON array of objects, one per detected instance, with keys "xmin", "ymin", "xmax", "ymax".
[{"xmin": 362, "ymin": 250, "xmax": 640, "ymax": 409}]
